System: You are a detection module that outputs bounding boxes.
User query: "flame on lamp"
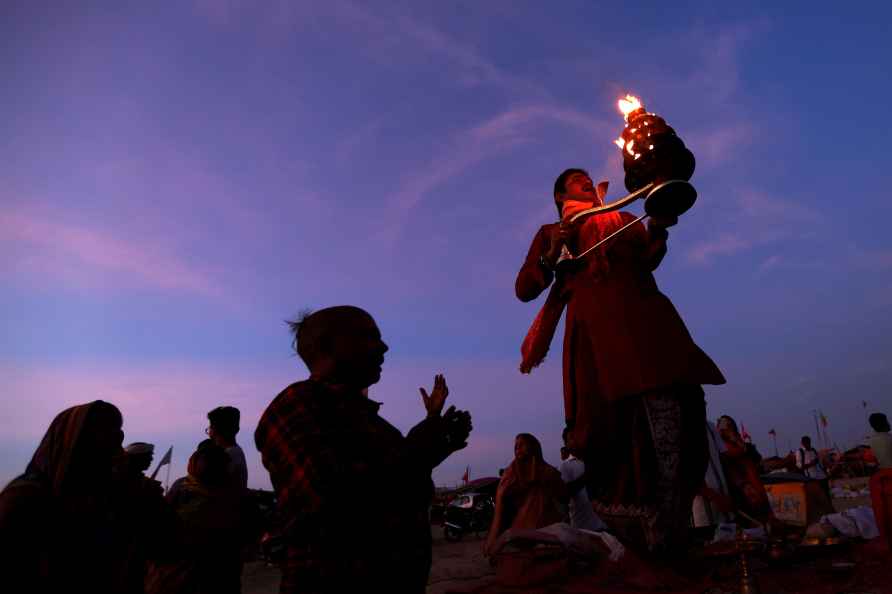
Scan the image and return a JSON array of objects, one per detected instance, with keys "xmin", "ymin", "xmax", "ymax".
[{"xmin": 618, "ymin": 94, "xmax": 642, "ymax": 121}]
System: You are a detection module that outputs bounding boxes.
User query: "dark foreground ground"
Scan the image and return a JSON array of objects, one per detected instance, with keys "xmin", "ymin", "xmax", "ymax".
[
  {"xmin": 243, "ymin": 490, "xmax": 889, "ymax": 594},
  {"xmin": 242, "ymin": 526, "xmax": 494, "ymax": 594}
]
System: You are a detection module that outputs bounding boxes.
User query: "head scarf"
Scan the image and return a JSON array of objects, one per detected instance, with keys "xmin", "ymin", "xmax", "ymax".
[{"xmin": 25, "ymin": 401, "xmax": 121, "ymax": 496}]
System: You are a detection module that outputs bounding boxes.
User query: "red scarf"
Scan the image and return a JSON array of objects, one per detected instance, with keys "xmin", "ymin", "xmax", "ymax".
[{"xmin": 520, "ymin": 182, "xmax": 625, "ymax": 373}]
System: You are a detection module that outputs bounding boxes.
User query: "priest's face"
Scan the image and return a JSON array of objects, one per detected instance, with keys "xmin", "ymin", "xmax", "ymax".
[{"xmin": 561, "ymin": 172, "xmax": 599, "ymax": 203}]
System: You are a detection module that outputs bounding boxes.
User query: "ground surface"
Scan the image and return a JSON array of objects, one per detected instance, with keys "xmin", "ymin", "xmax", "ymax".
[
  {"xmin": 242, "ymin": 527, "xmax": 495, "ymax": 594},
  {"xmin": 242, "ymin": 492, "xmax": 888, "ymax": 594}
]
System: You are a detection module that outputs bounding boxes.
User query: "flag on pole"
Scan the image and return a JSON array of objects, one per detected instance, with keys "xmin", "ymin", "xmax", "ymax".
[
  {"xmin": 820, "ymin": 412, "xmax": 828, "ymax": 427},
  {"xmin": 768, "ymin": 428, "xmax": 776, "ymax": 437},
  {"xmin": 862, "ymin": 400, "xmax": 868, "ymax": 409},
  {"xmin": 461, "ymin": 466, "xmax": 470, "ymax": 484},
  {"xmin": 740, "ymin": 424, "xmax": 752, "ymax": 443},
  {"xmin": 150, "ymin": 446, "xmax": 173, "ymax": 480}
]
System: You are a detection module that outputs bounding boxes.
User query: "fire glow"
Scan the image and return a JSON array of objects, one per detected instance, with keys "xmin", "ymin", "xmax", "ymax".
[
  {"xmin": 618, "ymin": 94, "xmax": 642, "ymax": 121},
  {"xmin": 613, "ymin": 93, "xmax": 644, "ymax": 158}
]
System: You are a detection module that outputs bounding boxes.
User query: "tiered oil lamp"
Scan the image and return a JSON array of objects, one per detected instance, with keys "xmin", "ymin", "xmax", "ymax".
[{"xmin": 613, "ymin": 94, "xmax": 697, "ymax": 220}]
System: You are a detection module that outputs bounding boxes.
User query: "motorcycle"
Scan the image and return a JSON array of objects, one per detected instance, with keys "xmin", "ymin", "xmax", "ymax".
[{"xmin": 443, "ymin": 492, "xmax": 494, "ymax": 541}]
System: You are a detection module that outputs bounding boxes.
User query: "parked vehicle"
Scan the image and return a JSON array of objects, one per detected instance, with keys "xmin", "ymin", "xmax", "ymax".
[{"xmin": 443, "ymin": 492, "xmax": 494, "ymax": 541}]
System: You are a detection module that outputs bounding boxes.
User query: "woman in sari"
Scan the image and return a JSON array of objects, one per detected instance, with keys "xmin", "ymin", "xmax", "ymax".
[
  {"xmin": 716, "ymin": 416, "xmax": 775, "ymax": 525},
  {"xmin": 484, "ymin": 434, "xmax": 566, "ymax": 555},
  {"xmin": 0, "ymin": 401, "xmax": 128, "ymax": 593},
  {"xmin": 146, "ymin": 439, "xmax": 257, "ymax": 594}
]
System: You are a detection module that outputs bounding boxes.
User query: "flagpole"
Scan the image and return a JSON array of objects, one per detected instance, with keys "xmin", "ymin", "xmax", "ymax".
[
  {"xmin": 812, "ymin": 410, "xmax": 821, "ymax": 447},
  {"xmin": 150, "ymin": 445, "xmax": 173, "ymax": 481},
  {"xmin": 165, "ymin": 459, "xmax": 172, "ymax": 495}
]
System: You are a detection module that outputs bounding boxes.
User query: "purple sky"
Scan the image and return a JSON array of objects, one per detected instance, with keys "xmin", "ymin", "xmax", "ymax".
[{"xmin": 2, "ymin": 2, "xmax": 892, "ymax": 489}]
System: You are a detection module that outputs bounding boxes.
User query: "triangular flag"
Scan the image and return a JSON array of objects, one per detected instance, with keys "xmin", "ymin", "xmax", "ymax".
[{"xmin": 150, "ymin": 446, "xmax": 173, "ymax": 480}]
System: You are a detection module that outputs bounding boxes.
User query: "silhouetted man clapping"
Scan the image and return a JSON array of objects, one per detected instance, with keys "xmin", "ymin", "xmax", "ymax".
[{"xmin": 255, "ymin": 306, "xmax": 472, "ymax": 594}]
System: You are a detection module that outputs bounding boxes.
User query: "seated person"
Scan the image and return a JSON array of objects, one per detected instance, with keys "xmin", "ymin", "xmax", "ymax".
[
  {"xmin": 559, "ymin": 429, "xmax": 606, "ymax": 532},
  {"xmin": 485, "ymin": 433, "xmax": 566, "ymax": 555},
  {"xmin": 716, "ymin": 416, "xmax": 775, "ymax": 526},
  {"xmin": 692, "ymin": 420, "xmax": 734, "ymax": 528},
  {"xmin": 146, "ymin": 440, "xmax": 257, "ymax": 594}
]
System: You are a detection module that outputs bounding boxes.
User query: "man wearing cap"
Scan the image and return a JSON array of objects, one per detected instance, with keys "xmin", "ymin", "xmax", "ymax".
[
  {"xmin": 124, "ymin": 442, "xmax": 155, "ymax": 477},
  {"xmin": 115, "ymin": 442, "xmax": 174, "ymax": 594}
]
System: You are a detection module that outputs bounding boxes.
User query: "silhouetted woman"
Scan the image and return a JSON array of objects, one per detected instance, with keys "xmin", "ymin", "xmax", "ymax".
[{"xmin": 0, "ymin": 401, "xmax": 127, "ymax": 593}]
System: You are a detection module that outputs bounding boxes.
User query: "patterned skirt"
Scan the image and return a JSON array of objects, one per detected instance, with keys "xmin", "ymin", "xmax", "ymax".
[{"xmin": 580, "ymin": 385, "xmax": 708, "ymax": 554}]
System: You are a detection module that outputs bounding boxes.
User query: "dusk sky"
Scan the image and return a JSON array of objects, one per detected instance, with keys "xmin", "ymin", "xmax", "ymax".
[{"xmin": 3, "ymin": 1, "xmax": 891, "ymax": 489}]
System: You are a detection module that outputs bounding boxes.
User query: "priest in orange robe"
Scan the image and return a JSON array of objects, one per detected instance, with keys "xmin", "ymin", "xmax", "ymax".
[{"xmin": 515, "ymin": 168, "xmax": 725, "ymax": 553}]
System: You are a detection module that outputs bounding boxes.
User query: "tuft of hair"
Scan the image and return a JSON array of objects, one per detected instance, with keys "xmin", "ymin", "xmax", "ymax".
[
  {"xmin": 286, "ymin": 308, "xmax": 315, "ymax": 356},
  {"xmin": 286, "ymin": 305, "xmax": 371, "ymax": 368}
]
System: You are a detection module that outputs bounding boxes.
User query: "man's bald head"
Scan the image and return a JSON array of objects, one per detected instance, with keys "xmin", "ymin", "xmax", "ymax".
[{"xmin": 287, "ymin": 306, "xmax": 388, "ymax": 388}]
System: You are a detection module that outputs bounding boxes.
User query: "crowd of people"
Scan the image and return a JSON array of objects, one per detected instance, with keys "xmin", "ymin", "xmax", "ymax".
[
  {"xmin": 0, "ymin": 306, "xmax": 472, "ymax": 594},
  {"xmin": 0, "ymin": 402, "xmax": 260, "ymax": 594},
  {"xmin": 2, "ymin": 168, "xmax": 891, "ymax": 594}
]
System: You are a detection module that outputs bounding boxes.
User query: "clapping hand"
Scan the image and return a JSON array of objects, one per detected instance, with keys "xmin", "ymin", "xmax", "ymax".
[
  {"xmin": 442, "ymin": 406, "xmax": 472, "ymax": 454},
  {"xmin": 420, "ymin": 374, "xmax": 449, "ymax": 418}
]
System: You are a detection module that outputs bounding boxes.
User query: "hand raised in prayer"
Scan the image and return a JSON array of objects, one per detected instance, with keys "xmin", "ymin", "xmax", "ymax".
[
  {"xmin": 442, "ymin": 406, "xmax": 472, "ymax": 454},
  {"xmin": 420, "ymin": 373, "xmax": 449, "ymax": 418}
]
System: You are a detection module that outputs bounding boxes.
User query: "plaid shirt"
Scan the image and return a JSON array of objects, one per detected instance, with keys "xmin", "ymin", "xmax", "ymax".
[{"xmin": 255, "ymin": 379, "xmax": 449, "ymax": 592}]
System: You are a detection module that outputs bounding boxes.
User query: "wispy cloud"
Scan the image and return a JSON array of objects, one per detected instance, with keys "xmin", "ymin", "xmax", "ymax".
[
  {"xmin": 687, "ymin": 232, "xmax": 754, "ymax": 265},
  {"xmin": 383, "ymin": 105, "xmax": 609, "ymax": 231},
  {"xmin": 686, "ymin": 188, "xmax": 822, "ymax": 265},
  {"xmin": 0, "ymin": 206, "xmax": 225, "ymax": 298},
  {"xmin": 687, "ymin": 123, "xmax": 754, "ymax": 169},
  {"xmin": 194, "ymin": 0, "xmax": 549, "ymax": 100}
]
